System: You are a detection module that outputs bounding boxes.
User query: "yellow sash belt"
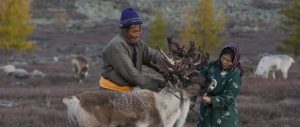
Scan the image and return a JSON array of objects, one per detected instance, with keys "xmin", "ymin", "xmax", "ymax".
[{"xmin": 99, "ymin": 77, "xmax": 133, "ymax": 92}]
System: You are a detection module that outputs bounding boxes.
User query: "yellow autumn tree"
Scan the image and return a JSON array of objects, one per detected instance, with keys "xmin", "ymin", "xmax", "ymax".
[
  {"xmin": 0, "ymin": 0, "xmax": 35, "ymax": 52},
  {"xmin": 277, "ymin": 0, "xmax": 300, "ymax": 57},
  {"xmin": 181, "ymin": 0, "xmax": 225, "ymax": 52},
  {"xmin": 148, "ymin": 10, "xmax": 167, "ymax": 51},
  {"xmin": 181, "ymin": 4, "xmax": 198, "ymax": 45}
]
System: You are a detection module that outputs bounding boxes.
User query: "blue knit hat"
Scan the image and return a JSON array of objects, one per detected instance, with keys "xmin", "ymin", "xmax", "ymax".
[{"xmin": 120, "ymin": 8, "xmax": 143, "ymax": 28}]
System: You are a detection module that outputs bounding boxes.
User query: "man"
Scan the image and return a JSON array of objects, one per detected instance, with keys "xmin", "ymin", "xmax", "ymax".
[{"xmin": 99, "ymin": 8, "xmax": 165, "ymax": 92}]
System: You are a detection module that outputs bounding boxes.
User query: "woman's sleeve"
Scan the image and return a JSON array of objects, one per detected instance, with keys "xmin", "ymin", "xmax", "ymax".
[
  {"xmin": 190, "ymin": 65, "xmax": 211, "ymax": 103},
  {"xmin": 210, "ymin": 69, "xmax": 242, "ymax": 108},
  {"xmin": 200, "ymin": 62, "xmax": 215, "ymax": 79}
]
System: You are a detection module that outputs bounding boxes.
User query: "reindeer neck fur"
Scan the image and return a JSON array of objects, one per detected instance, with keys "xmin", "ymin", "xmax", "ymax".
[
  {"xmin": 159, "ymin": 86, "xmax": 194, "ymax": 101},
  {"xmin": 159, "ymin": 88, "xmax": 183, "ymax": 107},
  {"xmin": 155, "ymin": 87, "xmax": 192, "ymax": 127}
]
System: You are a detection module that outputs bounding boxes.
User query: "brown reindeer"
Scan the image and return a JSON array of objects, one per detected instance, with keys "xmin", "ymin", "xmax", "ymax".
[
  {"xmin": 71, "ymin": 55, "xmax": 89, "ymax": 83},
  {"xmin": 63, "ymin": 38, "xmax": 215, "ymax": 127}
]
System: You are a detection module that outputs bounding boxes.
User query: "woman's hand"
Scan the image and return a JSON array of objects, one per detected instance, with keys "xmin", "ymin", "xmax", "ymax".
[{"xmin": 202, "ymin": 96, "xmax": 212, "ymax": 104}]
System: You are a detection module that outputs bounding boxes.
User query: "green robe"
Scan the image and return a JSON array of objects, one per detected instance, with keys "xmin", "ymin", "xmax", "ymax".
[
  {"xmin": 101, "ymin": 33, "xmax": 163, "ymax": 91},
  {"xmin": 198, "ymin": 61, "xmax": 242, "ymax": 127}
]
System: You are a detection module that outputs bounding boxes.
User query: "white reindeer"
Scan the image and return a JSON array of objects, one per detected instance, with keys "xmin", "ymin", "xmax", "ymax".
[
  {"xmin": 255, "ymin": 54, "xmax": 295, "ymax": 79},
  {"xmin": 63, "ymin": 38, "xmax": 214, "ymax": 127}
]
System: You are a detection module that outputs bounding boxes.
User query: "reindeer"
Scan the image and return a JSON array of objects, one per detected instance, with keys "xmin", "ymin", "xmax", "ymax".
[
  {"xmin": 63, "ymin": 38, "xmax": 215, "ymax": 127},
  {"xmin": 255, "ymin": 54, "xmax": 294, "ymax": 79},
  {"xmin": 71, "ymin": 55, "xmax": 89, "ymax": 83}
]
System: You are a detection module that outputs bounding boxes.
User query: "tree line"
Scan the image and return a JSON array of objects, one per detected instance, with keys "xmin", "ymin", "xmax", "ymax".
[{"xmin": 0, "ymin": 0, "xmax": 299, "ymax": 57}]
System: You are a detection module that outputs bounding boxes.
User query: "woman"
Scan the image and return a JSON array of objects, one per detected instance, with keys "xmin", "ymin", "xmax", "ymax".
[{"xmin": 195, "ymin": 43, "xmax": 243, "ymax": 127}]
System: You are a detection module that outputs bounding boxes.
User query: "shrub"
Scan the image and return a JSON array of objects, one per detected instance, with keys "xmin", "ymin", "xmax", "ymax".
[{"xmin": 0, "ymin": 0, "xmax": 35, "ymax": 52}]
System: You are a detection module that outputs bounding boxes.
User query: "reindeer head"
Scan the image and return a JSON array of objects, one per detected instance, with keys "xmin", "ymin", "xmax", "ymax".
[{"xmin": 152, "ymin": 37, "xmax": 212, "ymax": 96}]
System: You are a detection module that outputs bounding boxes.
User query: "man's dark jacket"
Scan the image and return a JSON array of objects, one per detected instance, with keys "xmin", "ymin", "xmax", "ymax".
[{"xmin": 101, "ymin": 33, "xmax": 163, "ymax": 91}]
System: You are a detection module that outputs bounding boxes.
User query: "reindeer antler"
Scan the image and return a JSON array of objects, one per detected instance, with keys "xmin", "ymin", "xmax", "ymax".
[{"xmin": 153, "ymin": 37, "xmax": 209, "ymax": 85}]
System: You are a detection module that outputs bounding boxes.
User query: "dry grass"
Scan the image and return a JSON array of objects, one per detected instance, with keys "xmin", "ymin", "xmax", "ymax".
[
  {"xmin": 0, "ymin": 61, "xmax": 300, "ymax": 127},
  {"xmin": 236, "ymin": 78, "xmax": 300, "ymax": 127},
  {"xmin": 0, "ymin": 64, "xmax": 98, "ymax": 127}
]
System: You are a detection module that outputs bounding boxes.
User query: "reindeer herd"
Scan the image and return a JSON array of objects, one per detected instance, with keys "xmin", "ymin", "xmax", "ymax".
[{"xmin": 63, "ymin": 38, "xmax": 295, "ymax": 127}]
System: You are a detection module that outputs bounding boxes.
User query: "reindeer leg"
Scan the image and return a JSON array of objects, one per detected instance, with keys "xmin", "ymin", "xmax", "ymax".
[
  {"xmin": 282, "ymin": 70, "xmax": 288, "ymax": 79},
  {"xmin": 272, "ymin": 71, "xmax": 276, "ymax": 79},
  {"xmin": 264, "ymin": 70, "xmax": 269, "ymax": 79}
]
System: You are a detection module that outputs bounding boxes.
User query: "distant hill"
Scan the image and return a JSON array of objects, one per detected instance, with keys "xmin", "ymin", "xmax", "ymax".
[{"xmin": 31, "ymin": 0, "xmax": 286, "ymax": 32}]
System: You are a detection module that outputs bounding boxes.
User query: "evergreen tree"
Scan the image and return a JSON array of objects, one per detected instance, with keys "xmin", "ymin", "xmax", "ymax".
[
  {"xmin": 0, "ymin": 0, "xmax": 35, "ymax": 52},
  {"xmin": 181, "ymin": 0, "xmax": 225, "ymax": 52},
  {"xmin": 148, "ymin": 10, "xmax": 167, "ymax": 51},
  {"xmin": 277, "ymin": 0, "xmax": 300, "ymax": 57}
]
